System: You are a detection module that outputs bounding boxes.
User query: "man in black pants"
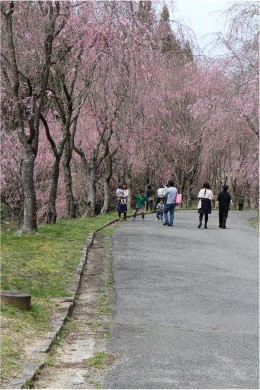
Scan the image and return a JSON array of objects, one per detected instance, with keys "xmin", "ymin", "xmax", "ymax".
[
  {"xmin": 217, "ymin": 185, "xmax": 231, "ymax": 229},
  {"xmin": 237, "ymin": 194, "xmax": 244, "ymax": 211}
]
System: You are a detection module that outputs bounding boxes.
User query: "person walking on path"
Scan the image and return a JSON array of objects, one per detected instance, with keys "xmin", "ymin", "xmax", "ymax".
[
  {"xmin": 237, "ymin": 194, "xmax": 245, "ymax": 211},
  {"xmin": 132, "ymin": 189, "xmax": 150, "ymax": 221},
  {"xmin": 145, "ymin": 184, "xmax": 154, "ymax": 212},
  {"xmin": 116, "ymin": 184, "xmax": 128, "ymax": 220},
  {"xmin": 217, "ymin": 184, "xmax": 231, "ymax": 229},
  {"xmin": 121, "ymin": 183, "xmax": 129, "ymax": 220},
  {"xmin": 156, "ymin": 183, "xmax": 166, "ymax": 206},
  {"xmin": 155, "ymin": 199, "xmax": 164, "ymax": 222},
  {"xmin": 197, "ymin": 182, "xmax": 213, "ymax": 229},
  {"xmin": 163, "ymin": 180, "xmax": 177, "ymax": 227}
]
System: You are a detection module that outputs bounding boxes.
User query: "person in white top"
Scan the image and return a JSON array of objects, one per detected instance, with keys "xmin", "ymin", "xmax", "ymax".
[
  {"xmin": 116, "ymin": 183, "xmax": 128, "ymax": 220},
  {"xmin": 156, "ymin": 184, "xmax": 166, "ymax": 204},
  {"xmin": 197, "ymin": 182, "xmax": 213, "ymax": 229}
]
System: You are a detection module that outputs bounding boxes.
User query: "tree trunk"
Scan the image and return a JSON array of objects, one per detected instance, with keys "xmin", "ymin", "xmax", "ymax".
[
  {"xmin": 20, "ymin": 149, "xmax": 37, "ymax": 232},
  {"xmin": 101, "ymin": 179, "xmax": 110, "ymax": 214},
  {"xmin": 125, "ymin": 169, "xmax": 132, "ymax": 210},
  {"xmin": 180, "ymin": 182, "xmax": 186, "ymax": 207},
  {"xmin": 101, "ymin": 155, "xmax": 113, "ymax": 214},
  {"xmin": 73, "ymin": 148, "xmax": 97, "ymax": 217},
  {"xmin": 186, "ymin": 181, "xmax": 192, "ymax": 207},
  {"xmin": 63, "ymin": 162, "xmax": 76, "ymax": 218},
  {"xmin": 231, "ymin": 178, "xmax": 237, "ymax": 209},
  {"xmin": 63, "ymin": 140, "xmax": 76, "ymax": 218},
  {"xmin": 46, "ymin": 158, "xmax": 60, "ymax": 224},
  {"xmin": 246, "ymin": 181, "xmax": 251, "ymax": 208},
  {"xmin": 86, "ymin": 165, "xmax": 96, "ymax": 216}
]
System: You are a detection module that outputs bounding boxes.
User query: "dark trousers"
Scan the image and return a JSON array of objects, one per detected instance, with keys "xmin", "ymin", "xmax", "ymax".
[
  {"xmin": 146, "ymin": 199, "xmax": 153, "ymax": 211},
  {"xmin": 238, "ymin": 204, "xmax": 243, "ymax": 211},
  {"xmin": 117, "ymin": 200, "xmax": 127, "ymax": 220},
  {"xmin": 219, "ymin": 208, "xmax": 229, "ymax": 227},
  {"xmin": 156, "ymin": 211, "xmax": 163, "ymax": 220},
  {"xmin": 118, "ymin": 212, "xmax": 127, "ymax": 220},
  {"xmin": 199, "ymin": 213, "xmax": 208, "ymax": 226}
]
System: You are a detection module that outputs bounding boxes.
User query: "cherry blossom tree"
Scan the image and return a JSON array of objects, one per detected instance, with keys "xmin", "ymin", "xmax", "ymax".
[
  {"xmin": 73, "ymin": 1, "xmax": 158, "ymax": 215},
  {"xmin": 1, "ymin": 0, "xmax": 258, "ymax": 222},
  {"xmin": 1, "ymin": 131, "xmax": 23, "ymax": 222},
  {"xmin": 1, "ymin": 1, "xmax": 69, "ymax": 232},
  {"xmin": 192, "ymin": 1, "xmax": 259, "ymax": 202}
]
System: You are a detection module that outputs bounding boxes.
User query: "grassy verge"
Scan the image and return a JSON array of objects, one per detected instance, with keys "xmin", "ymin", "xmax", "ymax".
[{"xmin": 0, "ymin": 213, "xmax": 118, "ymax": 386}]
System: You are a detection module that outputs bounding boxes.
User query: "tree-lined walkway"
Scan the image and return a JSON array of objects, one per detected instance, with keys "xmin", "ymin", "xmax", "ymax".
[{"xmin": 104, "ymin": 210, "xmax": 259, "ymax": 389}]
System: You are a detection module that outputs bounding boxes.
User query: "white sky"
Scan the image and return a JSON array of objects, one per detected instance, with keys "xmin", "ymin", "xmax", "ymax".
[{"xmin": 173, "ymin": 0, "xmax": 237, "ymax": 54}]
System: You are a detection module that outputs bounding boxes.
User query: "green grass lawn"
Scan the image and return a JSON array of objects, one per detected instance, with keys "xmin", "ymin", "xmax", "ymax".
[{"xmin": 0, "ymin": 212, "xmax": 118, "ymax": 385}]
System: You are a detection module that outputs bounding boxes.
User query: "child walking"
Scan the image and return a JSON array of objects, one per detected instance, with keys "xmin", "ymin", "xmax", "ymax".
[
  {"xmin": 156, "ymin": 199, "xmax": 164, "ymax": 222},
  {"xmin": 132, "ymin": 189, "xmax": 150, "ymax": 221}
]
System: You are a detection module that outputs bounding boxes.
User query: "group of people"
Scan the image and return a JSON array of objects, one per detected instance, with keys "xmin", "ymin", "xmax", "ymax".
[
  {"xmin": 116, "ymin": 184, "xmax": 158, "ymax": 222},
  {"xmin": 116, "ymin": 180, "xmax": 178, "ymax": 226},
  {"xmin": 197, "ymin": 181, "xmax": 231, "ymax": 229},
  {"xmin": 116, "ymin": 180, "xmax": 234, "ymax": 229}
]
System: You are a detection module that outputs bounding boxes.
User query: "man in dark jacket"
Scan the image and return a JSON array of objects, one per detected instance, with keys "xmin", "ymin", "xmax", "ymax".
[
  {"xmin": 217, "ymin": 184, "xmax": 231, "ymax": 229},
  {"xmin": 237, "ymin": 194, "xmax": 245, "ymax": 211}
]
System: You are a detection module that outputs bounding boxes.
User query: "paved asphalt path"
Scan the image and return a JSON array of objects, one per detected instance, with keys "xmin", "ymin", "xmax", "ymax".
[{"xmin": 103, "ymin": 210, "xmax": 259, "ymax": 389}]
